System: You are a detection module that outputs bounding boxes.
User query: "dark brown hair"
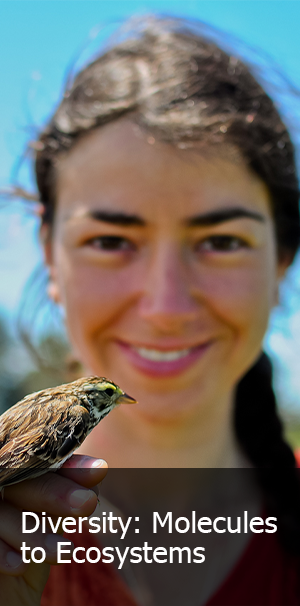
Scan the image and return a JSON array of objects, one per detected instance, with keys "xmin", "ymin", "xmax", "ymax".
[
  {"xmin": 35, "ymin": 16, "xmax": 300, "ymax": 260},
  {"xmin": 33, "ymin": 16, "xmax": 300, "ymax": 552}
]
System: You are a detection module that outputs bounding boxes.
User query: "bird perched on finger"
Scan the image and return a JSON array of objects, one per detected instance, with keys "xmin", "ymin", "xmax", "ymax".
[{"xmin": 0, "ymin": 376, "xmax": 136, "ymax": 491}]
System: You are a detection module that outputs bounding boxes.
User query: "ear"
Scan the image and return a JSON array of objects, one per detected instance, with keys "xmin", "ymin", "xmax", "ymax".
[
  {"xmin": 274, "ymin": 253, "xmax": 292, "ymax": 305},
  {"xmin": 40, "ymin": 224, "xmax": 61, "ymax": 305}
]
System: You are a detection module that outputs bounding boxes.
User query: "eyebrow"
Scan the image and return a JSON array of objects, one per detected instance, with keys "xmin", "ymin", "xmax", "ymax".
[
  {"xmin": 186, "ymin": 207, "xmax": 265, "ymax": 227},
  {"xmin": 85, "ymin": 209, "xmax": 145, "ymax": 226},
  {"xmin": 68, "ymin": 206, "xmax": 265, "ymax": 227}
]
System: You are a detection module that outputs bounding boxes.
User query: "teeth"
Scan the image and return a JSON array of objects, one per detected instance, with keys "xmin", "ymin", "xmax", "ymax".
[{"xmin": 134, "ymin": 347, "xmax": 191, "ymax": 361}]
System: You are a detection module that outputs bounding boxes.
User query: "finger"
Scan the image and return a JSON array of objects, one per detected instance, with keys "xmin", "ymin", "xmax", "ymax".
[
  {"xmin": 59, "ymin": 455, "xmax": 108, "ymax": 487},
  {"xmin": 61, "ymin": 455, "xmax": 107, "ymax": 470},
  {"xmin": 0, "ymin": 501, "xmax": 73, "ymax": 565},
  {"xmin": 0, "ymin": 536, "xmax": 26, "ymax": 575},
  {"xmin": 4, "ymin": 472, "xmax": 98, "ymax": 517}
]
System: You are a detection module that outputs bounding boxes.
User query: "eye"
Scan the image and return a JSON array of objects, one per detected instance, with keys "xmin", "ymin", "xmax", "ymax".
[
  {"xmin": 195, "ymin": 235, "xmax": 248, "ymax": 252},
  {"xmin": 103, "ymin": 387, "xmax": 115, "ymax": 397},
  {"xmin": 87, "ymin": 236, "xmax": 134, "ymax": 252}
]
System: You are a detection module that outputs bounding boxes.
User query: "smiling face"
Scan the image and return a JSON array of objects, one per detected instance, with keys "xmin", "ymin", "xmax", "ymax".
[{"xmin": 45, "ymin": 120, "xmax": 284, "ymax": 421}]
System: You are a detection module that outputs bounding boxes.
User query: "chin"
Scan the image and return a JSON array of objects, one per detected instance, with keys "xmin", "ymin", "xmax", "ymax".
[{"xmin": 119, "ymin": 384, "xmax": 212, "ymax": 424}]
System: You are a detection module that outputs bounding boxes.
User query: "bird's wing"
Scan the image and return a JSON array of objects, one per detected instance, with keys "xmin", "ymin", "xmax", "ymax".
[{"xmin": 0, "ymin": 396, "xmax": 90, "ymax": 488}]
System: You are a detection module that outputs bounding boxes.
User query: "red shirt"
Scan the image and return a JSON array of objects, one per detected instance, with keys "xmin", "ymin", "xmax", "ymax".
[{"xmin": 41, "ymin": 525, "xmax": 300, "ymax": 606}]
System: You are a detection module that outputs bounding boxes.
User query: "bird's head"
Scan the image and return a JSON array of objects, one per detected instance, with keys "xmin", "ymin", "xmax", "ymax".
[{"xmin": 80, "ymin": 377, "xmax": 136, "ymax": 423}]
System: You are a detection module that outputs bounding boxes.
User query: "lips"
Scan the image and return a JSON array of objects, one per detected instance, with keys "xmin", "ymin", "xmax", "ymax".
[{"xmin": 116, "ymin": 341, "xmax": 211, "ymax": 377}]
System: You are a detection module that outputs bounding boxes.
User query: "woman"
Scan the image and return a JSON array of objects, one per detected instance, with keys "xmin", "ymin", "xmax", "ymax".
[{"xmin": 1, "ymin": 16, "xmax": 300, "ymax": 605}]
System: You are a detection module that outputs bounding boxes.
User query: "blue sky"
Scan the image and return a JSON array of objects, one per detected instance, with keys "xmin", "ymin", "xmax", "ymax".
[
  {"xmin": 1, "ymin": 1, "xmax": 300, "ymax": 412},
  {"xmin": 1, "ymin": 1, "xmax": 300, "ymax": 186}
]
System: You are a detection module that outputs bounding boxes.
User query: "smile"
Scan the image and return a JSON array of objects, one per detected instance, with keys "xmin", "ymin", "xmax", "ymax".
[
  {"xmin": 117, "ymin": 341, "xmax": 211, "ymax": 378},
  {"xmin": 133, "ymin": 347, "xmax": 192, "ymax": 362},
  {"xmin": 132, "ymin": 346, "xmax": 192, "ymax": 361}
]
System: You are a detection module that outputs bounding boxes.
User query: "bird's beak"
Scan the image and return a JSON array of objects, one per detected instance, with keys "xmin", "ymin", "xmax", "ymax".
[{"xmin": 116, "ymin": 392, "xmax": 137, "ymax": 405}]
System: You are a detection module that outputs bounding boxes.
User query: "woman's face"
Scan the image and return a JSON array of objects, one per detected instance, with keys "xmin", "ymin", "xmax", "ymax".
[{"xmin": 45, "ymin": 120, "xmax": 284, "ymax": 421}]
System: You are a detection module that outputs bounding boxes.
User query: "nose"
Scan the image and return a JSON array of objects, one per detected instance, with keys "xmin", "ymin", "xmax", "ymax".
[{"xmin": 138, "ymin": 243, "xmax": 200, "ymax": 332}]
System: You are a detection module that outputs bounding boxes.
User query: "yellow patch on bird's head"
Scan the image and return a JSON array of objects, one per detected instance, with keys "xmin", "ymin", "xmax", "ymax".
[
  {"xmin": 81, "ymin": 377, "xmax": 137, "ymax": 407},
  {"xmin": 82, "ymin": 379, "xmax": 121, "ymax": 397}
]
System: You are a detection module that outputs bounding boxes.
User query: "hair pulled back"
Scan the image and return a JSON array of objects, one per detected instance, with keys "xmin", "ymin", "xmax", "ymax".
[{"xmin": 33, "ymin": 16, "xmax": 300, "ymax": 553}]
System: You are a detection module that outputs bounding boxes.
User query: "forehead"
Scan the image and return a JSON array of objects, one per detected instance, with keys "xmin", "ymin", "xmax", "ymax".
[{"xmin": 56, "ymin": 119, "xmax": 272, "ymax": 221}]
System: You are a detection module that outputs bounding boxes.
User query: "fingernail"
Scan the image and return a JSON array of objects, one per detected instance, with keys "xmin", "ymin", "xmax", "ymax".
[
  {"xmin": 68, "ymin": 489, "xmax": 94, "ymax": 509},
  {"xmin": 91, "ymin": 459, "xmax": 107, "ymax": 468},
  {"xmin": 6, "ymin": 551, "xmax": 23, "ymax": 568},
  {"xmin": 45, "ymin": 534, "xmax": 61, "ymax": 553}
]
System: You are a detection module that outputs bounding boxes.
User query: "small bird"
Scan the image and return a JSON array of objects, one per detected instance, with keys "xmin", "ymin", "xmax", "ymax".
[{"xmin": 0, "ymin": 376, "xmax": 136, "ymax": 490}]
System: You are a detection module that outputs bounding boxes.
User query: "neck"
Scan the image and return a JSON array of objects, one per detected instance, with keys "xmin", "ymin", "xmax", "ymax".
[{"xmin": 80, "ymin": 390, "xmax": 248, "ymax": 468}]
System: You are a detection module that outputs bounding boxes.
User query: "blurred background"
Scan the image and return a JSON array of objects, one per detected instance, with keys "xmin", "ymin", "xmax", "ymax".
[{"xmin": 1, "ymin": 0, "xmax": 300, "ymax": 446}]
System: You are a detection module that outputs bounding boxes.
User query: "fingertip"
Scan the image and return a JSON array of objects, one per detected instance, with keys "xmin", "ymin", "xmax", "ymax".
[
  {"xmin": 91, "ymin": 459, "xmax": 108, "ymax": 469},
  {"xmin": 59, "ymin": 456, "xmax": 108, "ymax": 488},
  {"xmin": 0, "ymin": 544, "xmax": 26, "ymax": 576},
  {"xmin": 6, "ymin": 550, "xmax": 24, "ymax": 570},
  {"xmin": 62, "ymin": 455, "xmax": 108, "ymax": 469}
]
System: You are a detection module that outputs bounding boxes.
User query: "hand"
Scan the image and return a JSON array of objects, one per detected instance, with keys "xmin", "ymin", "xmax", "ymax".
[{"xmin": 0, "ymin": 455, "xmax": 107, "ymax": 606}]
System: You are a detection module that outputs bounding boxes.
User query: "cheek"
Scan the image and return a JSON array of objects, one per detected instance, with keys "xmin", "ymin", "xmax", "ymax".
[
  {"xmin": 54, "ymin": 250, "xmax": 141, "ymax": 344},
  {"xmin": 196, "ymin": 255, "xmax": 277, "ymax": 341}
]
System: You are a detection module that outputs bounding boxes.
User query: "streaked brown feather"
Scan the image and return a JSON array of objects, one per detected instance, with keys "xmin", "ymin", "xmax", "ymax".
[
  {"xmin": 0, "ymin": 376, "xmax": 127, "ymax": 490},
  {"xmin": 0, "ymin": 379, "xmax": 105, "ymax": 489}
]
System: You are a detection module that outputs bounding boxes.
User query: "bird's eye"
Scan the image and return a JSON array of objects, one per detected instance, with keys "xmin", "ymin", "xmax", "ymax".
[{"xmin": 103, "ymin": 388, "xmax": 115, "ymax": 397}]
